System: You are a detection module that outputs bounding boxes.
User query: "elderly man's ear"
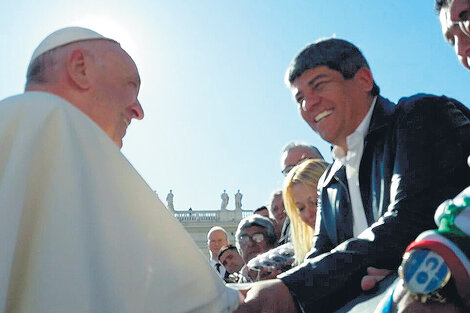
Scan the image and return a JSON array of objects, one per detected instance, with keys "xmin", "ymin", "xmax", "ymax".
[{"xmin": 67, "ymin": 49, "xmax": 92, "ymax": 90}]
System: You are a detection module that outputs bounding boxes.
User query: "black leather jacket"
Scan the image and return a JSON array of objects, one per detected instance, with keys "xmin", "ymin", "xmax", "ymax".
[{"xmin": 279, "ymin": 94, "xmax": 470, "ymax": 313}]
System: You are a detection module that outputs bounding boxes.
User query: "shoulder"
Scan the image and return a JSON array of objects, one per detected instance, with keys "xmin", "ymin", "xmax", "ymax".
[
  {"xmin": 393, "ymin": 93, "xmax": 470, "ymax": 128},
  {"xmin": 396, "ymin": 93, "xmax": 468, "ymax": 116}
]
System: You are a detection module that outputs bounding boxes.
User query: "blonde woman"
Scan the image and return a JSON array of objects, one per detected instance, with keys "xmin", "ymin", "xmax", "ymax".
[{"xmin": 283, "ymin": 158, "xmax": 329, "ymax": 264}]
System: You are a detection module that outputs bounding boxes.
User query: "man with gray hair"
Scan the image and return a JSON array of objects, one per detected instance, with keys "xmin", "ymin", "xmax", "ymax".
[
  {"xmin": 0, "ymin": 27, "xmax": 239, "ymax": 313},
  {"xmin": 235, "ymin": 215, "xmax": 277, "ymax": 282},
  {"xmin": 25, "ymin": 27, "xmax": 144, "ymax": 148},
  {"xmin": 235, "ymin": 38, "xmax": 470, "ymax": 313},
  {"xmin": 281, "ymin": 142, "xmax": 324, "ymax": 176},
  {"xmin": 207, "ymin": 226, "xmax": 229, "ymax": 279}
]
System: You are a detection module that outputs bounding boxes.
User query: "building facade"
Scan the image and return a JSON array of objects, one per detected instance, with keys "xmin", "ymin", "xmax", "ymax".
[{"xmin": 174, "ymin": 208, "xmax": 252, "ymax": 259}]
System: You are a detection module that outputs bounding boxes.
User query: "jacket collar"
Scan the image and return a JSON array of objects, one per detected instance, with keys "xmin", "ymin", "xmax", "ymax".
[
  {"xmin": 320, "ymin": 95, "xmax": 395, "ymax": 188},
  {"xmin": 365, "ymin": 95, "xmax": 395, "ymax": 143}
]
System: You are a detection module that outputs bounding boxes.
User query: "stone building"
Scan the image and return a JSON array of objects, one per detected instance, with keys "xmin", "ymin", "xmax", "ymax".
[{"xmin": 167, "ymin": 190, "xmax": 252, "ymax": 258}]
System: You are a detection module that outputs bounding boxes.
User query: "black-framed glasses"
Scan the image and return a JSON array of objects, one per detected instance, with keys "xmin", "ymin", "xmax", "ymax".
[
  {"xmin": 238, "ymin": 233, "xmax": 265, "ymax": 245},
  {"xmin": 281, "ymin": 165, "xmax": 295, "ymax": 176},
  {"xmin": 446, "ymin": 10, "xmax": 470, "ymax": 43},
  {"xmin": 454, "ymin": 10, "xmax": 470, "ymax": 37}
]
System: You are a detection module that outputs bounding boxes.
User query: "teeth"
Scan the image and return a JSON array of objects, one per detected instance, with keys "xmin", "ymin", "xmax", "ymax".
[
  {"xmin": 123, "ymin": 118, "xmax": 130, "ymax": 126},
  {"xmin": 315, "ymin": 110, "xmax": 332, "ymax": 122}
]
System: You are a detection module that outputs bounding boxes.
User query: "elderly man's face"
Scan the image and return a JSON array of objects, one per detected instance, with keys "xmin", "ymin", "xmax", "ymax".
[
  {"xmin": 440, "ymin": 0, "xmax": 470, "ymax": 70},
  {"xmin": 89, "ymin": 42, "xmax": 144, "ymax": 148},
  {"xmin": 238, "ymin": 226, "xmax": 271, "ymax": 263},
  {"xmin": 281, "ymin": 146, "xmax": 321, "ymax": 175},
  {"xmin": 208, "ymin": 230, "xmax": 228, "ymax": 258},
  {"xmin": 290, "ymin": 66, "xmax": 372, "ymax": 151}
]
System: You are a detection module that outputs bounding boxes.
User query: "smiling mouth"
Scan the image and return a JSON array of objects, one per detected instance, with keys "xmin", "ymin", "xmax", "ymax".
[
  {"xmin": 314, "ymin": 110, "xmax": 333, "ymax": 123},
  {"xmin": 123, "ymin": 117, "xmax": 131, "ymax": 126}
]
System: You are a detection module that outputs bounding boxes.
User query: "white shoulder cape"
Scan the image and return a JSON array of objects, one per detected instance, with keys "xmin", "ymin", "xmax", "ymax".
[{"xmin": 0, "ymin": 91, "xmax": 239, "ymax": 313}]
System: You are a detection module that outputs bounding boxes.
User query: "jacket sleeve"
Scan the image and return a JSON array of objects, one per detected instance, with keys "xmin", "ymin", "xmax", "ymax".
[{"xmin": 279, "ymin": 95, "xmax": 470, "ymax": 313}]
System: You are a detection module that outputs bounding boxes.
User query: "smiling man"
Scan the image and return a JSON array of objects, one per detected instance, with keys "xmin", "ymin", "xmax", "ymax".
[
  {"xmin": 25, "ymin": 27, "xmax": 144, "ymax": 148},
  {"xmin": 234, "ymin": 38, "xmax": 470, "ymax": 313},
  {"xmin": 0, "ymin": 27, "xmax": 239, "ymax": 313}
]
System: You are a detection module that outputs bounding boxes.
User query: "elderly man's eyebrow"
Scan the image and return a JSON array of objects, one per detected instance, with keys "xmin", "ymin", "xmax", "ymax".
[
  {"xmin": 133, "ymin": 74, "xmax": 141, "ymax": 86},
  {"xmin": 128, "ymin": 74, "xmax": 141, "ymax": 87}
]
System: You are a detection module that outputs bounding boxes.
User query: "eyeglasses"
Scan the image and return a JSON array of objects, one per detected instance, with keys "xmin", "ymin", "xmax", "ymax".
[
  {"xmin": 446, "ymin": 10, "xmax": 470, "ymax": 44},
  {"xmin": 453, "ymin": 11, "xmax": 470, "ymax": 37},
  {"xmin": 281, "ymin": 165, "xmax": 295, "ymax": 176},
  {"xmin": 238, "ymin": 233, "xmax": 265, "ymax": 245}
]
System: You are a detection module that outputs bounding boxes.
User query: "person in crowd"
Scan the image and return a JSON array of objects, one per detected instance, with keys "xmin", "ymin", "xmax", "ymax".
[
  {"xmin": 437, "ymin": 0, "xmax": 470, "ymax": 70},
  {"xmin": 0, "ymin": 27, "xmax": 239, "ymax": 312},
  {"xmin": 207, "ymin": 226, "xmax": 229, "ymax": 279},
  {"xmin": 280, "ymin": 142, "xmax": 324, "ymax": 176},
  {"xmin": 235, "ymin": 215, "xmax": 277, "ymax": 282},
  {"xmin": 218, "ymin": 245, "xmax": 245, "ymax": 283},
  {"xmin": 362, "ymin": 4, "xmax": 470, "ymax": 310},
  {"xmin": 279, "ymin": 143, "xmax": 324, "ymax": 247},
  {"xmin": 269, "ymin": 190, "xmax": 290, "ymax": 245},
  {"xmin": 234, "ymin": 38, "xmax": 470, "ymax": 313},
  {"xmin": 283, "ymin": 159, "xmax": 329, "ymax": 264},
  {"xmin": 253, "ymin": 206, "xmax": 270, "ymax": 218}
]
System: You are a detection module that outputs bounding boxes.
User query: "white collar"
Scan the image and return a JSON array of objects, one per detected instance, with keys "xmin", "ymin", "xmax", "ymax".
[{"xmin": 332, "ymin": 96, "xmax": 377, "ymax": 160}]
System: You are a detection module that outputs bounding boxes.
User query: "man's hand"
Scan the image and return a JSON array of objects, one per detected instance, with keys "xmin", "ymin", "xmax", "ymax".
[
  {"xmin": 361, "ymin": 267, "xmax": 392, "ymax": 291},
  {"xmin": 233, "ymin": 279, "xmax": 298, "ymax": 313}
]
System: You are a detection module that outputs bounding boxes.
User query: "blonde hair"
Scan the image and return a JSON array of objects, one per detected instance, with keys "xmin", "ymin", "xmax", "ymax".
[{"xmin": 283, "ymin": 159, "xmax": 329, "ymax": 264}]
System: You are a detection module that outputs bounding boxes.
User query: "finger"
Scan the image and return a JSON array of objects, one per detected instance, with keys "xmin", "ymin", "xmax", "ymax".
[
  {"xmin": 361, "ymin": 275, "xmax": 377, "ymax": 291},
  {"xmin": 367, "ymin": 266, "xmax": 392, "ymax": 276}
]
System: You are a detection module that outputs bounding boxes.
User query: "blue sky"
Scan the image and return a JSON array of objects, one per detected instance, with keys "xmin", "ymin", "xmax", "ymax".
[{"xmin": 1, "ymin": 1, "xmax": 469, "ymax": 213}]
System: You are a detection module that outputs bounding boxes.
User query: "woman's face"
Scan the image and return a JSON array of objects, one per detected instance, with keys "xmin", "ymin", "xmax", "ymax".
[{"xmin": 291, "ymin": 182, "xmax": 317, "ymax": 229}]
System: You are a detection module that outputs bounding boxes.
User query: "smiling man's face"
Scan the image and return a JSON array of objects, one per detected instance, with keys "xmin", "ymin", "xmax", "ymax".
[
  {"xmin": 86, "ymin": 41, "xmax": 144, "ymax": 148},
  {"xmin": 290, "ymin": 66, "xmax": 372, "ymax": 151}
]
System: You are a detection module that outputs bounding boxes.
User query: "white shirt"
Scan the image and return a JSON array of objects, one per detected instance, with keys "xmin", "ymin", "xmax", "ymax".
[
  {"xmin": 209, "ymin": 258, "xmax": 227, "ymax": 279},
  {"xmin": 332, "ymin": 96, "xmax": 377, "ymax": 237}
]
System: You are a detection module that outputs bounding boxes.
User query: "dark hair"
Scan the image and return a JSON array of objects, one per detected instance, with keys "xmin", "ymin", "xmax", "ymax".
[
  {"xmin": 435, "ymin": 0, "xmax": 450, "ymax": 13},
  {"xmin": 285, "ymin": 38, "xmax": 379, "ymax": 96},
  {"xmin": 253, "ymin": 206, "xmax": 268, "ymax": 214},
  {"xmin": 217, "ymin": 244, "xmax": 238, "ymax": 261}
]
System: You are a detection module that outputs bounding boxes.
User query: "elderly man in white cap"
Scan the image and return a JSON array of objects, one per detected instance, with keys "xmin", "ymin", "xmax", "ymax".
[
  {"xmin": 0, "ymin": 27, "xmax": 239, "ymax": 313},
  {"xmin": 25, "ymin": 26, "xmax": 143, "ymax": 148}
]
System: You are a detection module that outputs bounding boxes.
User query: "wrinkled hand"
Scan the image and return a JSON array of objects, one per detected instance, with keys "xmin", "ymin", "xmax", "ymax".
[
  {"xmin": 361, "ymin": 267, "xmax": 392, "ymax": 291},
  {"xmin": 233, "ymin": 279, "xmax": 298, "ymax": 313}
]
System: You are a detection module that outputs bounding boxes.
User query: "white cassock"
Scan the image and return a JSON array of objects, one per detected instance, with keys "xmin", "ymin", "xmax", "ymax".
[{"xmin": 0, "ymin": 91, "xmax": 239, "ymax": 313}]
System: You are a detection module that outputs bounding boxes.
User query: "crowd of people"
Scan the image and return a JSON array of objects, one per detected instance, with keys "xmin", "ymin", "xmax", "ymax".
[
  {"xmin": 1, "ymin": 0, "xmax": 470, "ymax": 312},
  {"xmin": 213, "ymin": 1, "xmax": 470, "ymax": 312}
]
